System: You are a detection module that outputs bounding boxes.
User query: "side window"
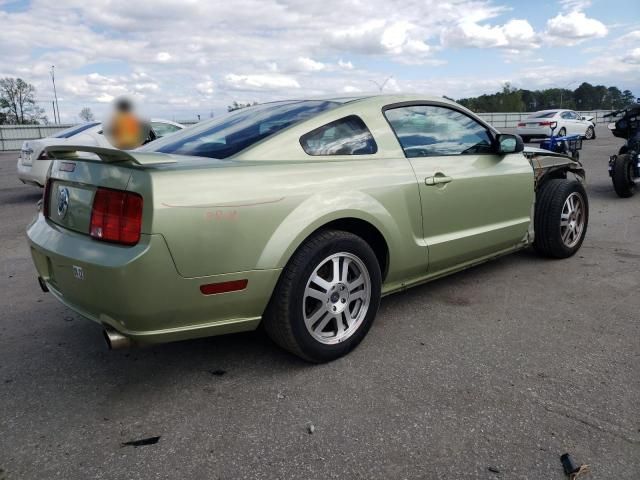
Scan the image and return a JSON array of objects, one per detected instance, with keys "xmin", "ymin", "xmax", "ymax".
[
  {"xmin": 561, "ymin": 112, "xmax": 573, "ymax": 119},
  {"xmin": 300, "ymin": 115, "xmax": 377, "ymax": 156},
  {"xmin": 384, "ymin": 105, "xmax": 494, "ymax": 157},
  {"xmin": 151, "ymin": 122, "xmax": 182, "ymax": 138}
]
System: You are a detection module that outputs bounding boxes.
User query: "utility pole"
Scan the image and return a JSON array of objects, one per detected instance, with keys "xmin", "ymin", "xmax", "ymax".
[
  {"xmin": 560, "ymin": 80, "xmax": 576, "ymax": 108},
  {"xmin": 50, "ymin": 65, "xmax": 60, "ymax": 123},
  {"xmin": 52, "ymin": 101, "xmax": 57, "ymax": 123}
]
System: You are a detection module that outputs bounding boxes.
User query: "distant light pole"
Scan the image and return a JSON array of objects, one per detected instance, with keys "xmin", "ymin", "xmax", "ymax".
[
  {"xmin": 50, "ymin": 65, "xmax": 60, "ymax": 123},
  {"xmin": 560, "ymin": 81, "xmax": 576, "ymax": 108},
  {"xmin": 369, "ymin": 75, "xmax": 393, "ymax": 92}
]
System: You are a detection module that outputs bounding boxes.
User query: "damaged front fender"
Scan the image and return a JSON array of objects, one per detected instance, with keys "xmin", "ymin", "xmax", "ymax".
[{"xmin": 524, "ymin": 147, "xmax": 586, "ymax": 187}]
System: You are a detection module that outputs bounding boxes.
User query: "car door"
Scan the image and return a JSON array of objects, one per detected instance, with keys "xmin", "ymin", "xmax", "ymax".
[
  {"xmin": 564, "ymin": 111, "xmax": 582, "ymax": 134},
  {"xmin": 384, "ymin": 103, "xmax": 534, "ymax": 273}
]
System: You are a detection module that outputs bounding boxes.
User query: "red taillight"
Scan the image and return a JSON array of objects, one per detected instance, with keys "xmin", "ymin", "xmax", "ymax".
[
  {"xmin": 90, "ymin": 188, "xmax": 143, "ymax": 246},
  {"xmin": 539, "ymin": 121, "xmax": 557, "ymax": 128},
  {"xmin": 517, "ymin": 122, "xmax": 526, "ymax": 127}
]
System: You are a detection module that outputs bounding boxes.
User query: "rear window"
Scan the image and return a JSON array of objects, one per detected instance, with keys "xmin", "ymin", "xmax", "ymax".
[
  {"xmin": 151, "ymin": 122, "xmax": 182, "ymax": 137},
  {"xmin": 53, "ymin": 122, "xmax": 100, "ymax": 138},
  {"xmin": 300, "ymin": 116, "xmax": 377, "ymax": 155},
  {"xmin": 527, "ymin": 111, "xmax": 557, "ymax": 119},
  {"xmin": 143, "ymin": 100, "xmax": 341, "ymax": 159}
]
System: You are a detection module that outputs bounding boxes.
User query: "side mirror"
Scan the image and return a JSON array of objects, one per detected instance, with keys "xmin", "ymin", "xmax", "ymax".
[{"xmin": 496, "ymin": 133, "xmax": 524, "ymax": 154}]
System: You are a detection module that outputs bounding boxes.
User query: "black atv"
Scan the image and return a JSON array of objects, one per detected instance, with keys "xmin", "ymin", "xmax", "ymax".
[{"xmin": 606, "ymin": 102, "xmax": 640, "ymax": 197}]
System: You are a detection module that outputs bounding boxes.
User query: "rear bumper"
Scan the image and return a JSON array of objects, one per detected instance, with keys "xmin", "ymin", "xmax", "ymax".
[
  {"xmin": 17, "ymin": 158, "xmax": 50, "ymax": 187},
  {"xmin": 516, "ymin": 127, "xmax": 552, "ymax": 138},
  {"xmin": 27, "ymin": 214, "xmax": 281, "ymax": 344}
]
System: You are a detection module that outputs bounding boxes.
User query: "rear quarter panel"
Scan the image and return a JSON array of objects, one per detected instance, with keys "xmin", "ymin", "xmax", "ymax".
[{"xmin": 148, "ymin": 157, "xmax": 426, "ymax": 284}]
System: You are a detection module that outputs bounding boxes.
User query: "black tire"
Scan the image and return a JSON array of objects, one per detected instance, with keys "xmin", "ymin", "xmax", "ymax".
[
  {"xmin": 585, "ymin": 126, "xmax": 595, "ymax": 140},
  {"xmin": 557, "ymin": 127, "xmax": 566, "ymax": 137},
  {"xmin": 263, "ymin": 230, "xmax": 382, "ymax": 363},
  {"xmin": 534, "ymin": 179, "xmax": 588, "ymax": 258},
  {"xmin": 612, "ymin": 154, "xmax": 636, "ymax": 198},
  {"xmin": 520, "ymin": 135, "xmax": 531, "ymax": 143}
]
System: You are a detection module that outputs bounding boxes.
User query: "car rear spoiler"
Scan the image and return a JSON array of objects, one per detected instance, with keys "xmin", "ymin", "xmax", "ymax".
[{"xmin": 45, "ymin": 145, "xmax": 177, "ymax": 166}]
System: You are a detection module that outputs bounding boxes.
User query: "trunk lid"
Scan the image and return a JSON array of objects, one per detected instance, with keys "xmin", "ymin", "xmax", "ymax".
[{"xmin": 43, "ymin": 145, "xmax": 175, "ymax": 235}]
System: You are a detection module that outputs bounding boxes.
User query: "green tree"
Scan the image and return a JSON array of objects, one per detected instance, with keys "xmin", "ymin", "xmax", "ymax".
[
  {"xmin": 78, "ymin": 107, "xmax": 95, "ymax": 122},
  {"xmin": 621, "ymin": 89, "xmax": 636, "ymax": 105},
  {"xmin": 0, "ymin": 77, "xmax": 46, "ymax": 124},
  {"xmin": 457, "ymin": 83, "xmax": 634, "ymax": 113},
  {"xmin": 227, "ymin": 100, "xmax": 258, "ymax": 112}
]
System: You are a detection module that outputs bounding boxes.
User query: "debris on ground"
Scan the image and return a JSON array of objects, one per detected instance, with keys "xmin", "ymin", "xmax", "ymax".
[
  {"xmin": 209, "ymin": 369, "xmax": 227, "ymax": 376},
  {"xmin": 307, "ymin": 424, "xmax": 315, "ymax": 434},
  {"xmin": 560, "ymin": 453, "xmax": 590, "ymax": 479},
  {"xmin": 121, "ymin": 436, "xmax": 161, "ymax": 448},
  {"xmin": 487, "ymin": 466, "xmax": 500, "ymax": 473}
]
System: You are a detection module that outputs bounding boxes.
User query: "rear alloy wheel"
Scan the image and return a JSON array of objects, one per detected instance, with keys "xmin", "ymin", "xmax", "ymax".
[
  {"xmin": 534, "ymin": 179, "xmax": 588, "ymax": 258},
  {"xmin": 585, "ymin": 126, "xmax": 595, "ymax": 140},
  {"xmin": 264, "ymin": 230, "xmax": 381, "ymax": 362},
  {"xmin": 612, "ymin": 154, "xmax": 636, "ymax": 198}
]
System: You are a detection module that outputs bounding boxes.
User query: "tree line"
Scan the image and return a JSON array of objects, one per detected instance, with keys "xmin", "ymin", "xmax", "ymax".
[
  {"xmin": 457, "ymin": 82, "xmax": 636, "ymax": 113},
  {"xmin": 0, "ymin": 77, "xmax": 99, "ymax": 125},
  {"xmin": 0, "ymin": 78, "xmax": 47, "ymax": 124}
]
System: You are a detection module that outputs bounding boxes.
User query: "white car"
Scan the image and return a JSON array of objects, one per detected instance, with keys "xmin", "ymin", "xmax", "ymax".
[
  {"xmin": 17, "ymin": 119, "xmax": 184, "ymax": 187},
  {"xmin": 516, "ymin": 109, "xmax": 596, "ymax": 142}
]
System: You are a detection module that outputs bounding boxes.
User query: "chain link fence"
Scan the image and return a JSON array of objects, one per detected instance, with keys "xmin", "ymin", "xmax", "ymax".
[{"xmin": 476, "ymin": 110, "xmax": 614, "ymax": 129}]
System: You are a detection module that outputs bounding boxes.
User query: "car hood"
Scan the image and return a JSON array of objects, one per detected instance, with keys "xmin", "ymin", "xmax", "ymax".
[
  {"xmin": 523, "ymin": 146, "xmax": 579, "ymax": 165},
  {"xmin": 524, "ymin": 146, "xmax": 569, "ymax": 157}
]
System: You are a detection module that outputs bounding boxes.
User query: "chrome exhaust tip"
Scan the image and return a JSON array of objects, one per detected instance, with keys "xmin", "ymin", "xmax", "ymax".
[{"xmin": 103, "ymin": 326, "xmax": 132, "ymax": 350}]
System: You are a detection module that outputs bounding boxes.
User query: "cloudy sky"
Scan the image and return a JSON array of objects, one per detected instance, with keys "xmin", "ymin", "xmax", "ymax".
[{"xmin": 1, "ymin": 0, "xmax": 638, "ymax": 122}]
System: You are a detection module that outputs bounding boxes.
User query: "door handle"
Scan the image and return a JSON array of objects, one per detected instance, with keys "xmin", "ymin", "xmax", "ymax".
[{"xmin": 425, "ymin": 174, "xmax": 453, "ymax": 186}]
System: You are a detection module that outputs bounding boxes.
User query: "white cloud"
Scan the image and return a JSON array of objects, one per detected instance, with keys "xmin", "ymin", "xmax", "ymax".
[
  {"xmin": 0, "ymin": 0, "xmax": 634, "ymax": 122},
  {"xmin": 156, "ymin": 52, "xmax": 172, "ymax": 62},
  {"xmin": 623, "ymin": 48, "xmax": 640, "ymax": 65},
  {"xmin": 330, "ymin": 19, "xmax": 433, "ymax": 62},
  {"xmin": 224, "ymin": 73, "xmax": 300, "ymax": 90},
  {"xmin": 96, "ymin": 93, "xmax": 115, "ymax": 103},
  {"xmin": 297, "ymin": 57, "xmax": 326, "ymax": 72},
  {"xmin": 546, "ymin": 10, "xmax": 607, "ymax": 43},
  {"xmin": 196, "ymin": 78, "xmax": 215, "ymax": 95},
  {"xmin": 442, "ymin": 18, "xmax": 538, "ymax": 50}
]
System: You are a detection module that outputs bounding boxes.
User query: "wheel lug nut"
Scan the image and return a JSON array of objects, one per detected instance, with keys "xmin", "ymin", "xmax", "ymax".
[{"xmin": 341, "ymin": 299, "xmax": 346, "ymax": 303}]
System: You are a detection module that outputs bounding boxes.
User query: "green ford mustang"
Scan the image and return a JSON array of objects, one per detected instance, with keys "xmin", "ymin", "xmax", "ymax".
[{"xmin": 28, "ymin": 94, "xmax": 588, "ymax": 362}]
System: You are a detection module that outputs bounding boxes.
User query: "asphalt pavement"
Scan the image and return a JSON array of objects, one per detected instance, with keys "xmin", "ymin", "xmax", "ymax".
[{"xmin": 0, "ymin": 127, "xmax": 638, "ymax": 479}]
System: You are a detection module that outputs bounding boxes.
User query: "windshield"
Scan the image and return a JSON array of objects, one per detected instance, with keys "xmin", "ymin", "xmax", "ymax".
[
  {"xmin": 527, "ymin": 111, "xmax": 557, "ymax": 119},
  {"xmin": 141, "ymin": 100, "xmax": 340, "ymax": 159},
  {"xmin": 52, "ymin": 122, "xmax": 100, "ymax": 138}
]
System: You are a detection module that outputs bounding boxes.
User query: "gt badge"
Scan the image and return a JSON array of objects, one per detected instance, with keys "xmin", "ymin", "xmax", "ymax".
[{"xmin": 72, "ymin": 265, "xmax": 84, "ymax": 280}]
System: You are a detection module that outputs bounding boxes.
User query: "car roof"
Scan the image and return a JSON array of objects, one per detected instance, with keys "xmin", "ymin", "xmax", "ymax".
[{"xmin": 259, "ymin": 93, "xmax": 457, "ymax": 107}]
